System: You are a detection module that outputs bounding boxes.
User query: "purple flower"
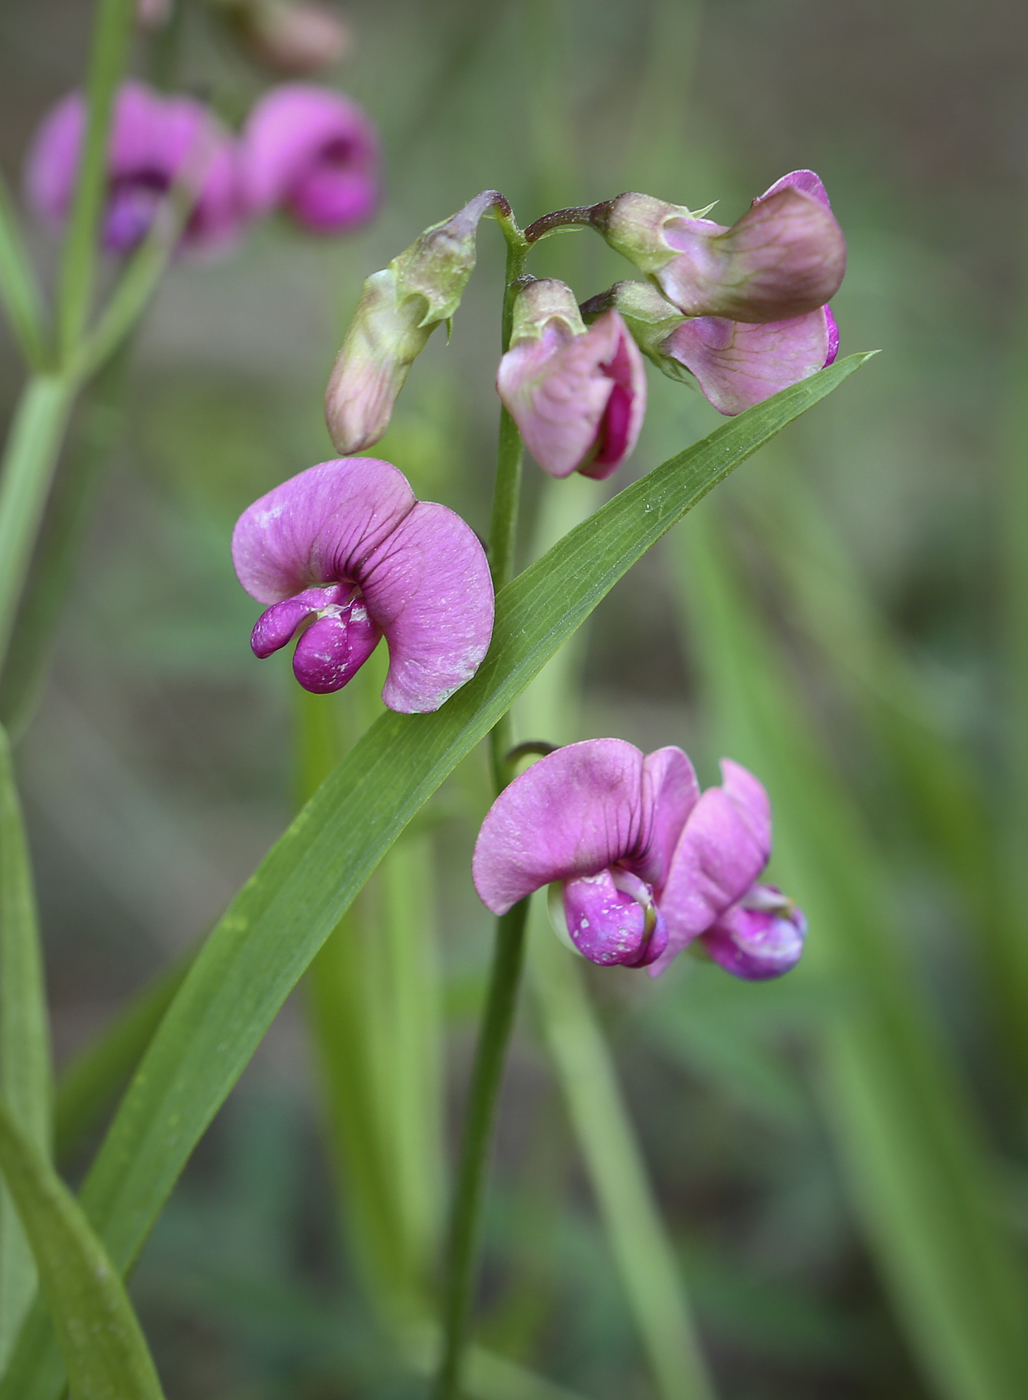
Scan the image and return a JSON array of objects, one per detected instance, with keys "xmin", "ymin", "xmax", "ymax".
[
  {"xmin": 660, "ymin": 305, "xmax": 839, "ymax": 416},
  {"xmin": 591, "ymin": 278, "xmax": 839, "ymax": 419},
  {"xmin": 472, "ymin": 739, "xmax": 806, "ymax": 979},
  {"xmin": 232, "ymin": 457, "xmax": 494, "ymax": 712},
  {"xmin": 496, "ymin": 280, "xmax": 647, "ymax": 480},
  {"xmin": 24, "ymin": 80, "xmax": 244, "ymax": 258},
  {"xmin": 596, "ymin": 170, "xmax": 845, "ymax": 325},
  {"xmin": 241, "ymin": 83, "xmax": 378, "ymax": 234}
]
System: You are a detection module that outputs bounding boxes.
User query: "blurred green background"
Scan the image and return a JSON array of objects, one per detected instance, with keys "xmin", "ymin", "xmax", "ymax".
[{"xmin": 2, "ymin": 1, "xmax": 1028, "ymax": 1397}]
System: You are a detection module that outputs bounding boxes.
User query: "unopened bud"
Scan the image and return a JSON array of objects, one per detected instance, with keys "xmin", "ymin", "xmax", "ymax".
[
  {"xmin": 497, "ymin": 277, "xmax": 646, "ymax": 480},
  {"xmin": 510, "ymin": 277, "xmax": 587, "ymax": 341},
  {"xmin": 137, "ymin": 0, "xmax": 172, "ymax": 28},
  {"xmin": 325, "ymin": 190, "xmax": 505, "ymax": 451},
  {"xmin": 590, "ymin": 192, "xmax": 708, "ymax": 277},
  {"xmin": 592, "ymin": 174, "xmax": 845, "ymax": 325},
  {"xmin": 234, "ymin": 0, "xmax": 350, "ymax": 74}
]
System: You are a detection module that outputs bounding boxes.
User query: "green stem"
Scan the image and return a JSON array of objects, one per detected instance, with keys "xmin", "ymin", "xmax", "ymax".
[
  {"xmin": 433, "ymin": 219, "xmax": 533, "ymax": 1400},
  {"xmin": 56, "ymin": 0, "xmax": 136, "ymax": 361},
  {"xmin": 432, "ymin": 899, "xmax": 531, "ymax": 1400},
  {"xmin": 487, "ymin": 230, "xmax": 529, "ymax": 789},
  {"xmin": 0, "ymin": 377, "xmax": 78, "ymax": 673}
]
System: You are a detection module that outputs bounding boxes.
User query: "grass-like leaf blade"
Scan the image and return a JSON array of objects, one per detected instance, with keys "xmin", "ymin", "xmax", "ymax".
[{"xmin": 0, "ymin": 1099, "xmax": 164, "ymax": 1400}]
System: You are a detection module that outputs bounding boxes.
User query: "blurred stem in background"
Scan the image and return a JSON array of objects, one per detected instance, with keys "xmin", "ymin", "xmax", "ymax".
[
  {"xmin": 739, "ymin": 459, "xmax": 1028, "ymax": 1099},
  {"xmin": 673, "ymin": 496, "xmax": 1028, "ymax": 1400},
  {"xmin": 998, "ymin": 244, "xmax": 1028, "ymax": 1108},
  {"xmin": 0, "ymin": 343, "xmax": 134, "ymax": 739}
]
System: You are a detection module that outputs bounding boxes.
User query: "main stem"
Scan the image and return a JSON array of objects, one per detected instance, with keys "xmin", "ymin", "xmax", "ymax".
[
  {"xmin": 433, "ymin": 224, "xmax": 531, "ymax": 1400},
  {"xmin": 487, "ymin": 232, "xmax": 529, "ymax": 791}
]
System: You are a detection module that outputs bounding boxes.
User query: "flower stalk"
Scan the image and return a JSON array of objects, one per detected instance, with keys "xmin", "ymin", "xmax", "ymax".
[{"xmin": 433, "ymin": 213, "xmax": 533, "ymax": 1400}]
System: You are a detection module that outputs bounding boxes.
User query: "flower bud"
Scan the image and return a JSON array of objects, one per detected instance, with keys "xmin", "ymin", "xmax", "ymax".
[
  {"xmin": 592, "ymin": 171, "xmax": 845, "ymax": 324},
  {"xmin": 325, "ymin": 190, "xmax": 503, "ymax": 452},
  {"xmin": 496, "ymin": 279, "xmax": 646, "ymax": 480},
  {"xmin": 325, "ymin": 269, "xmax": 434, "ymax": 453},
  {"xmin": 232, "ymin": 0, "xmax": 350, "ymax": 74}
]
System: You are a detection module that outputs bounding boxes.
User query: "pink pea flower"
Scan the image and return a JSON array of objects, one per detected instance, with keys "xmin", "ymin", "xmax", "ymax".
[
  {"xmin": 591, "ymin": 279, "xmax": 839, "ymax": 418},
  {"xmin": 473, "ymin": 739, "xmax": 806, "ymax": 979},
  {"xmin": 496, "ymin": 279, "xmax": 647, "ymax": 480},
  {"xmin": 660, "ymin": 305, "xmax": 839, "ymax": 416},
  {"xmin": 24, "ymin": 80, "xmax": 243, "ymax": 258},
  {"xmin": 596, "ymin": 170, "xmax": 845, "ymax": 325},
  {"xmin": 241, "ymin": 83, "xmax": 378, "ymax": 233},
  {"xmin": 232, "ymin": 457, "xmax": 494, "ymax": 713}
]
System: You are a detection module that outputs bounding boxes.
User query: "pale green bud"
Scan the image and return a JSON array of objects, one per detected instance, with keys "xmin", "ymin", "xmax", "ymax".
[{"xmin": 325, "ymin": 190, "xmax": 506, "ymax": 452}]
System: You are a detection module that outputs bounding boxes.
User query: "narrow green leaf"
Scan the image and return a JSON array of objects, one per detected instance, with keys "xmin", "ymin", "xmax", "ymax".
[
  {"xmin": 0, "ymin": 173, "xmax": 49, "ymax": 370},
  {"xmin": 0, "ymin": 725, "xmax": 51, "ymax": 1369},
  {"xmin": 2, "ymin": 354, "xmax": 870, "ymax": 1400},
  {"xmin": 0, "ymin": 1098, "xmax": 163, "ymax": 1400},
  {"xmin": 674, "ymin": 504, "xmax": 1028, "ymax": 1400}
]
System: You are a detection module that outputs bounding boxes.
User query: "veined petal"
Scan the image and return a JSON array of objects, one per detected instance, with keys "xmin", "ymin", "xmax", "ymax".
[
  {"xmin": 758, "ymin": 169, "xmax": 832, "ymax": 209},
  {"xmin": 473, "ymin": 739, "xmax": 648, "ymax": 915},
  {"xmin": 231, "ymin": 458, "xmax": 416, "ymax": 604},
  {"xmin": 360, "ymin": 501, "xmax": 494, "ymax": 713},
  {"xmin": 658, "ymin": 185, "xmax": 845, "ymax": 323},
  {"xmin": 658, "ymin": 758, "xmax": 772, "ymax": 948},
  {"xmin": 662, "ymin": 307, "xmax": 833, "ymax": 416},
  {"xmin": 498, "ymin": 312, "xmax": 646, "ymax": 479}
]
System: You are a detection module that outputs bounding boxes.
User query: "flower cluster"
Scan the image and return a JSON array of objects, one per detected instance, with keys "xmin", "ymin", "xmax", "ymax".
[
  {"xmin": 323, "ymin": 171, "xmax": 845, "ymax": 489},
  {"xmin": 474, "ymin": 740, "xmax": 806, "ymax": 981},
  {"xmin": 25, "ymin": 78, "xmax": 378, "ymax": 258}
]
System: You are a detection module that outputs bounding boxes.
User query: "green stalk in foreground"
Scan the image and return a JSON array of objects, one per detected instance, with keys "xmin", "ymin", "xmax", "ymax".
[
  {"xmin": 434, "ymin": 217, "xmax": 532, "ymax": 1400},
  {"xmin": 0, "ymin": 1099, "xmax": 164, "ymax": 1400}
]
